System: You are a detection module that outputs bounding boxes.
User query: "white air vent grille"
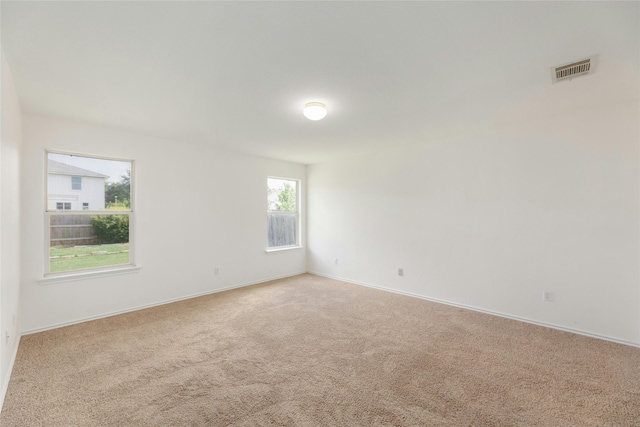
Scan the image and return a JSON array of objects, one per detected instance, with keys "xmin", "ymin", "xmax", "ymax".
[{"xmin": 551, "ymin": 55, "xmax": 597, "ymax": 83}]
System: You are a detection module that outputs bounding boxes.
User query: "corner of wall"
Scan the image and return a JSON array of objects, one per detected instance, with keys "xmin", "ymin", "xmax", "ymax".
[{"xmin": 1, "ymin": 46, "xmax": 24, "ymax": 411}]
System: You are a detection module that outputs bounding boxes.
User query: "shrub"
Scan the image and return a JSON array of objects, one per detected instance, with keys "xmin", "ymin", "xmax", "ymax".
[{"xmin": 91, "ymin": 215, "xmax": 129, "ymax": 244}]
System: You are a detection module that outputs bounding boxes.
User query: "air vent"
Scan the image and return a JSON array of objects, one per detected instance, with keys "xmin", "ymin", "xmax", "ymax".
[{"xmin": 551, "ymin": 55, "xmax": 597, "ymax": 84}]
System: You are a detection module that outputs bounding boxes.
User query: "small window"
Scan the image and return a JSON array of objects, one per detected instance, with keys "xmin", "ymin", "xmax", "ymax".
[
  {"xmin": 46, "ymin": 152, "xmax": 134, "ymax": 275},
  {"xmin": 71, "ymin": 176, "xmax": 82, "ymax": 190},
  {"xmin": 267, "ymin": 177, "xmax": 299, "ymax": 249}
]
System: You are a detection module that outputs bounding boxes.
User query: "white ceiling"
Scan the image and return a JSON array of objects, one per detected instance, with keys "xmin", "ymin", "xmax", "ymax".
[{"xmin": 2, "ymin": 1, "xmax": 638, "ymax": 165}]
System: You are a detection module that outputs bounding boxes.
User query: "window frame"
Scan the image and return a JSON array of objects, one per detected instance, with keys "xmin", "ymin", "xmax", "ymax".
[
  {"xmin": 266, "ymin": 176, "xmax": 301, "ymax": 252},
  {"xmin": 43, "ymin": 150, "xmax": 137, "ymax": 278}
]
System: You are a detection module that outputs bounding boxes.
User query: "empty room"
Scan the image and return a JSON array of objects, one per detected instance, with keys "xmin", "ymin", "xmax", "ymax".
[{"xmin": 1, "ymin": 1, "xmax": 639, "ymax": 425}]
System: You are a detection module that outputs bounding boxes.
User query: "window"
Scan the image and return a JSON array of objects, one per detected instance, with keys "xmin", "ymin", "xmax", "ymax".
[
  {"xmin": 267, "ymin": 177, "xmax": 299, "ymax": 249},
  {"xmin": 71, "ymin": 176, "xmax": 82, "ymax": 190},
  {"xmin": 46, "ymin": 152, "xmax": 134, "ymax": 275}
]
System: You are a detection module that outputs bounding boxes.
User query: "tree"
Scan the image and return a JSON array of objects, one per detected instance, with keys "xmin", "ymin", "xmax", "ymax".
[
  {"xmin": 91, "ymin": 214, "xmax": 129, "ymax": 244},
  {"xmin": 105, "ymin": 170, "xmax": 131, "ymax": 207},
  {"xmin": 275, "ymin": 182, "xmax": 296, "ymax": 211},
  {"xmin": 119, "ymin": 169, "xmax": 130, "ymax": 186},
  {"xmin": 95, "ymin": 170, "xmax": 131, "ymax": 243}
]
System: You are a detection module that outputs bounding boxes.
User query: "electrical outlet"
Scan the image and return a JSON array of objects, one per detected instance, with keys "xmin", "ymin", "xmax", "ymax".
[
  {"xmin": 398, "ymin": 268, "xmax": 404, "ymax": 277},
  {"xmin": 543, "ymin": 291, "xmax": 552, "ymax": 302},
  {"xmin": 4, "ymin": 331, "xmax": 9, "ymax": 345},
  {"xmin": 214, "ymin": 267, "xmax": 220, "ymax": 275},
  {"xmin": 334, "ymin": 258, "xmax": 339, "ymax": 265}
]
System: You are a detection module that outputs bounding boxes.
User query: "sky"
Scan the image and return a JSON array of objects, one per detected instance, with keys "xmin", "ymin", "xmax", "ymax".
[{"xmin": 48, "ymin": 153, "xmax": 131, "ymax": 183}]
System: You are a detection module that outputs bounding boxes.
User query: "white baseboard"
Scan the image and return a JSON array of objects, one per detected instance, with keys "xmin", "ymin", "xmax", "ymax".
[
  {"xmin": 0, "ymin": 335, "xmax": 21, "ymax": 414},
  {"xmin": 308, "ymin": 271, "xmax": 640, "ymax": 349},
  {"xmin": 22, "ymin": 271, "xmax": 308, "ymax": 336}
]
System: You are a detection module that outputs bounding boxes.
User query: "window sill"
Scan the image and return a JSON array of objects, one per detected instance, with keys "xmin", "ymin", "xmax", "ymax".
[
  {"xmin": 265, "ymin": 246, "xmax": 304, "ymax": 253},
  {"xmin": 38, "ymin": 265, "xmax": 141, "ymax": 285}
]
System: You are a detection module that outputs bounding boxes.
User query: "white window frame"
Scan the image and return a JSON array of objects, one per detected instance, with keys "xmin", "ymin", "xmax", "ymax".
[
  {"xmin": 266, "ymin": 176, "xmax": 301, "ymax": 252},
  {"xmin": 42, "ymin": 150, "xmax": 137, "ymax": 281}
]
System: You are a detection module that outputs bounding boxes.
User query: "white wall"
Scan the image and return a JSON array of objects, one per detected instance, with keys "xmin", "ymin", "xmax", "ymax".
[
  {"xmin": 308, "ymin": 98, "xmax": 639, "ymax": 345},
  {"xmin": 1, "ymin": 50, "xmax": 22, "ymax": 405},
  {"xmin": 48, "ymin": 174, "xmax": 106, "ymax": 211},
  {"xmin": 21, "ymin": 115, "xmax": 306, "ymax": 333}
]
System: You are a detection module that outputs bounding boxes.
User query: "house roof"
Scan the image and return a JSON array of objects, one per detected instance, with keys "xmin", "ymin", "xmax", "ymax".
[{"xmin": 48, "ymin": 159, "xmax": 109, "ymax": 179}]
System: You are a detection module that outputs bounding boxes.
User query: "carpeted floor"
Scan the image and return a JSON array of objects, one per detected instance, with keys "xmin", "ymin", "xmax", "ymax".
[{"xmin": 2, "ymin": 274, "xmax": 639, "ymax": 426}]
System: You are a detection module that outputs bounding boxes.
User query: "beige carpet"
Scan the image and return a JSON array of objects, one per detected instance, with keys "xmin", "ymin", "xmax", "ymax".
[{"xmin": 2, "ymin": 274, "xmax": 639, "ymax": 426}]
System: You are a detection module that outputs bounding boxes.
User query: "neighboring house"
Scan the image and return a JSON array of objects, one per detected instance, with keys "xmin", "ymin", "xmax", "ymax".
[{"xmin": 47, "ymin": 159, "xmax": 108, "ymax": 211}]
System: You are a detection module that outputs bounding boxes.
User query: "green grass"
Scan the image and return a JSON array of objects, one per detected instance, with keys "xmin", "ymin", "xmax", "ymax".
[{"xmin": 50, "ymin": 243, "xmax": 130, "ymax": 273}]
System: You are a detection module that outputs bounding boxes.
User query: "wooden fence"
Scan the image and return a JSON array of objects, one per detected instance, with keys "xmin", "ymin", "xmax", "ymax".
[
  {"xmin": 51, "ymin": 214, "xmax": 295, "ymax": 248},
  {"xmin": 50, "ymin": 215, "xmax": 99, "ymax": 247},
  {"xmin": 268, "ymin": 212, "xmax": 297, "ymax": 247}
]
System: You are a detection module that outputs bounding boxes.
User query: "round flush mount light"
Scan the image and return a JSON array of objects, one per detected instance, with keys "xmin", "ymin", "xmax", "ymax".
[{"xmin": 303, "ymin": 102, "xmax": 327, "ymax": 121}]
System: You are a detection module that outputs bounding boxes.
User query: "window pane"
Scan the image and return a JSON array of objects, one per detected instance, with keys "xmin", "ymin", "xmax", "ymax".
[
  {"xmin": 47, "ymin": 153, "xmax": 131, "ymax": 211},
  {"xmin": 268, "ymin": 178, "xmax": 297, "ymax": 212},
  {"xmin": 268, "ymin": 212, "xmax": 297, "ymax": 247},
  {"xmin": 71, "ymin": 176, "xmax": 82, "ymax": 190},
  {"xmin": 49, "ymin": 213, "xmax": 130, "ymax": 273}
]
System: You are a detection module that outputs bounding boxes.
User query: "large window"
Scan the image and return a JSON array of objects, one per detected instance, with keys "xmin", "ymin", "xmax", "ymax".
[
  {"xmin": 267, "ymin": 177, "xmax": 299, "ymax": 249},
  {"xmin": 46, "ymin": 152, "xmax": 134, "ymax": 275}
]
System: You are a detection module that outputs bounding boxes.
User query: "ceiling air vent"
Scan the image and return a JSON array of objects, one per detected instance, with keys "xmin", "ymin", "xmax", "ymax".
[{"xmin": 551, "ymin": 55, "xmax": 597, "ymax": 84}]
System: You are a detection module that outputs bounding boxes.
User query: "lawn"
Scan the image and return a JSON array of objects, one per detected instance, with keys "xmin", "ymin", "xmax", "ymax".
[{"xmin": 50, "ymin": 243, "xmax": 130, "ymax": 273}]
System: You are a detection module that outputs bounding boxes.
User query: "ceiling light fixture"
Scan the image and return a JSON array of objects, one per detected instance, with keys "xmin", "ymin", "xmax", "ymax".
[{"xmin": 303, "ymin": 102, "xmax": 327, "ymax": 121}]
